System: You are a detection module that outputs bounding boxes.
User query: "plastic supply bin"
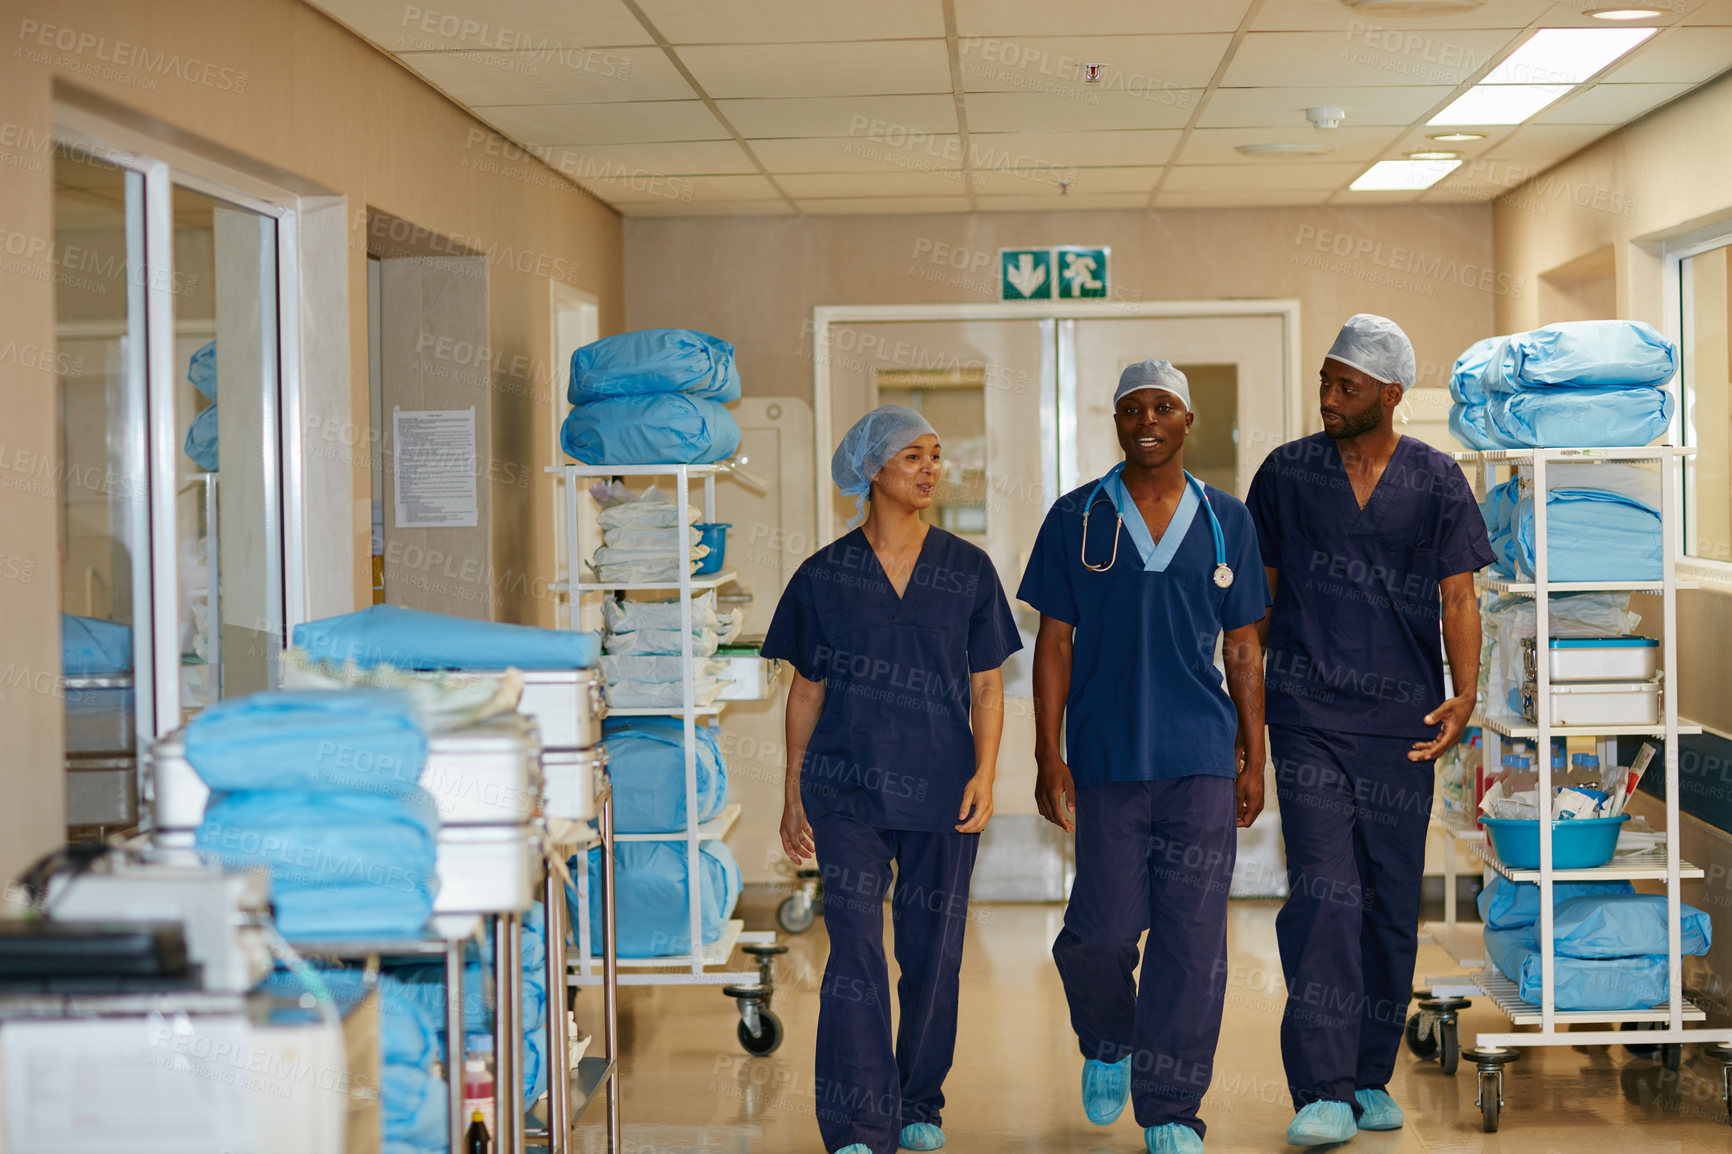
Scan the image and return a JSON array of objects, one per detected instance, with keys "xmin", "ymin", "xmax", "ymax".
[
  {"xmin": 693, "ymin": 523, "xmax": 730, "ymax": 575},
  {"xmin": 1481, "ymin": 814, "xmax": 1630, "ymax": 869},
  {"xmin": 1521, "ymin": 679, "xmax": 1660, "ymax": 726},
  {"xmin": 1522, "ymin": 637, "xmax": 1659, "ymax": 683}
]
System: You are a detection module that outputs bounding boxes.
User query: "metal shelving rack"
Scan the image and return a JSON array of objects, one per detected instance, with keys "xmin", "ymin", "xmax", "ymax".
[
  {"xmin": 1453, "ymin": 445, "xmax": 1732, "ymax": 1131},
  {"xmin": 550, "ymin": 463, "xmax": 781, "ymax": 1028}
]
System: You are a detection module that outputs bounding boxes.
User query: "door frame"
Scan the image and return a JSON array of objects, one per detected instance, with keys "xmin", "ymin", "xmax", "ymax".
[{"xmin": 811, "ymin": 299, "xmax": 1304, "ymax": 542}]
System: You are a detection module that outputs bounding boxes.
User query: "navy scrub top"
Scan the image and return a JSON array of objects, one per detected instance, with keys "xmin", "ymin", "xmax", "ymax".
[
  {"xmin": 760, "ymin": 526, "xmax": 1022, "ymax": 832},
  {"xmin": 1247, "ymin": 432, "xmax": 1496, "ymax": 740},
  {"xmin": 1016, "ymin": 476, "xmax": 1269, "ymax": 787}
]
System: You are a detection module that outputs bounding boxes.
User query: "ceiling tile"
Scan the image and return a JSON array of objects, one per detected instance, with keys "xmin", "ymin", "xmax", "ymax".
[
  {"xmin": 309, "ymin": 0, "xmax": 654, "ymax": 50},
  {"xmin": 1331, "ymin": 189, "xmax": 1424, "ymax": 205},
  {"xmin": 964, "ymin": 130, "xmax": 1180, "ymax": 167},
  {"xmin": 969, "ymin": 165, "xmax": 1160, "ymax": 195},
  {"xmin": 477, "ymin": 102, "xmax": 729, "ymax": 145},
  {"xmin": 1252, "ymin": 0, "xmax": 1556, "ymax": 31},
  {"xmin": 1684, "ymin": 0, "xmax": 1732, "ymax": 24},
  {"xmin": 719, "ymin": 95, "xmax": 959, "ymax": 138},
  {"xmin": 975, "ymin": 193, "xmax": 1153, "ymax": 211},
  {"xmin": 541, "ymin": 140, "xmax": 757, "ymax": 176},
  {"xmin": 634, "ymin": 0, "xmax": 945, "ymax": 43},
  {"xmin": 796, "ymin": 196, "xmax": 974, "ymax": 214},
  {"xmin": 1601, "ymin": 27, "xmax": 1732, "ymax": 85},
  {"xmin": 750, "ymin": 135, "xmax": 965, "ymax": 173},
  {"xmin": 621, "ymin": 200, "xmax": 796, "ymax": 217},
  {"xmin": 1479, "ymin": 122, "xmax": 1616, "ymax": 164},
  {"xmin": 1222, "ymin": 30, "xmax": 1517, "ymax": 88},
  {"xmin": 964, "ymin": 89, "xmax": 1201, "ymax": 132},
  {"xmin": 677, "ymin": 40, "xmax": 953, "ymax": 98},
  {"xmin": 775, "ymin": 171, "xmax": 972, "ymax": 197},
  {"xmin": 1177, "ymin": 125, "xmax": 1405, "ymax": 165},
  {"xmin": 1198, "ymin": 86, "xmax": 1455, "ymax": 128},
  {"xmin": 1162, "ymin": 162, "xmax": 1364, "ymax": 192},
  {"xmin": 1533, "ymin": 82, "xmax": 1695, "ymax": 125},
  {"xmin": 400, "ymin": 46, "xmax": 691, "ymax": 105},
  {"xmin": 1155, "ymin": 189, "xmax": 1330, "ymax": 207},
  {"xmin": 958, "ymin": 34, "xmax": 1232, "ymax": 93},
  {"xmin": 582, "ymin": 172, "xmax": 781, "ymax": 203},
  {"xmin": 954, "ymin": 0, "xmax": 1255, "ymax": 37}
]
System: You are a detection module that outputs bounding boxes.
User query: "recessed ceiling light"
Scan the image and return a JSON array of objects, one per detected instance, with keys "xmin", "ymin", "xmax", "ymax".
[
  {"xmin": 1340, "ymin": 0, "xmax": 1486, "ymax": 12},
  {"xmin": 1429, "ymin": 131, "xmax": 1487, "ymax": 141},
  {"xmin": 1585, "ymin": 6, "xmax": 1667, "ymax": 18},
  {"xmin": 1429, "ymin": 84, "xmax": 1573, "ymax": 125},
  {"xmin": 1236, "ymin": 142, "xmax": 1335, "ymax": 157},
  {"xmin": 1350, "ymin": 159, "xmax": 1463, "ymax": 191},
  {"xmin": 1407, "ymin": 149, "xmax": 1462, "ymax": 159},
  {"xmin": 1482, "ymin": 27, "xmax": 1657, "ymax": 85}
]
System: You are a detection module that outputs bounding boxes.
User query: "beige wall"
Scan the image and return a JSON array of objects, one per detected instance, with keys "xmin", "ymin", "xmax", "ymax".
[
  {"xmin": 0, "ymin": 0, "xmax": 622, "ymax": 876},
  {"xmin": 623, "ymin": 204, "xmax": 1502, "ymax": 450}
]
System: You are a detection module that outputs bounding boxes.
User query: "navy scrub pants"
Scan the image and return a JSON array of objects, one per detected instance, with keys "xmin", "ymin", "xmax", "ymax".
[
  {"xmin": 1052, "ymin": 776, "xmax": 1238, "ymax": 1137},
  {"xmin": 809, "ymin": 809, "xmax": 979, "ymax": 1154},
  {"xmin": 1270, "ymin": 725, "xmax": 1435, "ymax": 1113}
]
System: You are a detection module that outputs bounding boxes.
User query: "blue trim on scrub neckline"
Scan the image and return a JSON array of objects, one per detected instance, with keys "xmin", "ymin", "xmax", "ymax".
[{"xmin": 1104, "ymin": 464, "xmax": 1201, "ymax": 573}]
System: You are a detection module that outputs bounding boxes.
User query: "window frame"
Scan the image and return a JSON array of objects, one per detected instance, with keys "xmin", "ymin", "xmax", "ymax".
[{"xmin": 1665, "ymin": 223, "xmax": 1732, "ymax": 587}]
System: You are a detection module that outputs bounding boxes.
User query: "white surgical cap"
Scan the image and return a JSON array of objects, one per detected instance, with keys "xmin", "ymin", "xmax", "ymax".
[
  {"xmin": 832, "ymin": 404, "xmax": 938, "ymax": 530},
  {"xmin": 1325, "ymin": 313, "xmax": 1416, "ymax": 392},
  {"xmin": 1114, "ymin": 359, "xmax": 1191, "ymax": 410}
]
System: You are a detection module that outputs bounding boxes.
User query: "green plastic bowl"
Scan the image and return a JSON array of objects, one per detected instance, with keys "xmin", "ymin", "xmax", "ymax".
[{"xmin": 1480, "ymin": 814, "xmax": 1629, "ymax": 870}]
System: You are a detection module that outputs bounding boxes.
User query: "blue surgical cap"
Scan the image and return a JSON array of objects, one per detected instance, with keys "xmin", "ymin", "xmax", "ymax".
[
  {"xmin": 832, "ymin": 404, "xmax": 938, "ymax": 530},
  {"xmin": 1114, "ymin": 360, "xmax": 1191, "ymax": 410},
  {"xmin": 1326, "ymin": 314, "xmax": 1415, "ymax": 392}
]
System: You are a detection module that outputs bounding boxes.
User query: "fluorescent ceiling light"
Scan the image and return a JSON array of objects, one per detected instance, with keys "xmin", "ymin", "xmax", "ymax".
[
  {"xmin": 1236, "ymin": 142, "xmax": 1334, "ymax": 156},
  {"xmin": 1585, "ymin": 7, "xmax": 1667, "ymax": 19},
  {"xmin": 1350, "ymin": 158, "xmax": 1462, "ymax": 191},
  {"xmin": 1429, "ymin": 85, "xmax": 1572, "ymax": 125},
  {"xmin": 1482, "ymin": 27, "xmax": 1657, "ymax": 85},
  {"xmin": 1429, "ymin": 131, "xmax": 1486, "ymax": 141}
]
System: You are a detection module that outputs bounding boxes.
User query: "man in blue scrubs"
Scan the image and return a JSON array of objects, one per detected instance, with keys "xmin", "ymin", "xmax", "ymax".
[
  {"xmin": 1247, "ymin": 315, "xmax": 1495, "ymax": 1145},
  {"xmin": 1020, "ymin": 361, "xmax": 1270, "ymax": 1154}
]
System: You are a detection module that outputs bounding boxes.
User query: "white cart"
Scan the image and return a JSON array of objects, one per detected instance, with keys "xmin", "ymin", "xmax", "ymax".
[{"xmin": 1452, "ymin": 445, "xmax": 1732, "ymax": 1131}]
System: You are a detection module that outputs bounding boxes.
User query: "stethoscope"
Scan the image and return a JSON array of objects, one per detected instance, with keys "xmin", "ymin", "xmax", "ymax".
[{"xmin": 1081, "ymin": 463, "xmax": 1234, "ymax": 589}]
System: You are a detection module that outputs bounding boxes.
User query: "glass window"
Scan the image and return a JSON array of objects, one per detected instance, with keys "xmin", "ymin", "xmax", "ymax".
[
  {"xmin": 1681, "ymin": 244, "xmax": 1732, "ymax": 563},
  {"xmin": 877, "ymin": 368, "xmax": 987, "ymax": 535}
]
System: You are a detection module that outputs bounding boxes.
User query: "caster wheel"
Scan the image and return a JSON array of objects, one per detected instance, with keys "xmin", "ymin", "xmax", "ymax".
[
  {"xmin": 1440, "ymin": 1020, "xmax": 1461, "ymax": 1076},
  {"xmin": 738, "ymin": 1008, "xmax": 784, "ymax": 1056},
  {"xmin": 1479, "ymin": 1072, "xmax": 1500, "ymax": 1132},
  {"xmin": 1662, "ymin": 1043, "xmax": 1683, "ymax": 1072},
  {"xmin": 1405, "ymin": 1012, "xmax": 1439, "ymax": 1061},
  {"xmin": 777, "ymin": 895, "xmax": 815, "ymax": 934}
]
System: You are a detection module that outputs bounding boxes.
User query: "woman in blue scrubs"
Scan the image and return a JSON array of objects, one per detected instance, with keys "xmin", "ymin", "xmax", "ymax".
[
  {"xmin": 1019, "ymin": 361, "xmax": 1270, "ymax": 1154},
  {"xmin": 1248, "ymin": 315, "xmax": 1493, "ymax": 1146},
  {"xmin": 761, "ymin": 404, "xmax": 1022, "ymax": 1154}
]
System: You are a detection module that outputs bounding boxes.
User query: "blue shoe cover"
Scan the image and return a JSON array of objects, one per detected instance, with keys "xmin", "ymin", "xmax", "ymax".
[
  {"xmin": 1082, "ymin": 1056, "xmax": 1132, "ymax": 1125},
  {"xmin": 1145, "ymin": 1123, "xmax": 1204, "ymax": 1153},
  {"xmin": 899, "ymin": 1123, "xmax": 945, "ymax": 1149},
  {"xmin": 1286, "ymin": 1100, "xmax": 1356, "ymax": 1146},
  {"xmin": 1353, "ymin": 1089, "xmax": 1403, "ymax": 1131},
  {"xmin": 835, "ymin": 1146, "xmax": 873, "ymax": 1154}
]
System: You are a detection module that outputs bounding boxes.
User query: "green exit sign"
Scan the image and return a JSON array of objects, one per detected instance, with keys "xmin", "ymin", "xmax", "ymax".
[{"xmin": 999, "ymin": 247, "xmax": 1110, "ymax": 300}]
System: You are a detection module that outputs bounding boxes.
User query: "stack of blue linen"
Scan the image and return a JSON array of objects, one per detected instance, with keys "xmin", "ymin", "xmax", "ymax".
[
  {"xmin": 184, "ymin": 340, "xmax": 219, "ymax": 471},
  {"xmin": 560, "ymin": 329, "xmax": 743, "ymax": 465},
  {"xmin": 189, "ymin": 690, "xmax": 440, "ymax": 939},
  {"xmin": 570, "ymin": 839, "xmax": 741, "ymax": 958},
  {"xmin": 1480, "ymin": 876, "xmax": 1713, "ymax": 1010},
  {"xmin": 1449, "ymin": 321, "xmax": 1677, "ymax": 449},
  {"xmin": 293, "ymin": 604, "xmax": 599, "ymax": 671},
  {"xmin": 604, "ymin": 717, "xmax": 729, "ymax": 834}
]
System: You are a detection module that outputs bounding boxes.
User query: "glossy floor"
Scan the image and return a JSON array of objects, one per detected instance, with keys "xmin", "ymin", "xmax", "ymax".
[{"xmin": 573, "ymin": 897, "xmax": 1732, "ymax": 1153}]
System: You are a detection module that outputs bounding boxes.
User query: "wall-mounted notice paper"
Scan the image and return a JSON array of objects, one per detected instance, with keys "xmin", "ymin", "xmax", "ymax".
[{"xmin": 393, "ymin": 407, "xmax": 478, "ymax": 528}]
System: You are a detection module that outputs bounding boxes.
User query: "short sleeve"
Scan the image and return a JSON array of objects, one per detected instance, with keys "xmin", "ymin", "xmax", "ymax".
[
  {"xmin": 1016, "ymin": 503, "xmax": 1078, "ymax": 625},
  {"xmin": 967, "ymin": 556, "xmax": 1024, "ymax": 673},
  {"xmin": 1437, "ymin": 463, "xmax": 1497, "ymax": 578},
  {"xmin": 1220, "ymin": 505, "xmax": 1272, "ymax": 631},
  {"xmin": 1247, "ymin": 454, "xmax": 1281, "ymax": 568},
  {"xmin": 760, "ymin": 568, "xmax": 827, "ymax": 682}
]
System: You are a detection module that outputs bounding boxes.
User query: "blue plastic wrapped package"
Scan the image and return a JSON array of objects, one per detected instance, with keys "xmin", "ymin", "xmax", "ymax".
[
  {"xmin": 383, "ymin": 1064, "xmax": 449, "ymax": 1151},
  {"xmin": 1449, "ymin": 337, "xmax": 1506, "ymax": 405},
  {"xmin": 196, "ymin": 788, "xmax": 440, "ymax": 939},
  {"xmin": 561, "ymin": 394, "xmax": 742, "ymax": 466},
  {"xmin": 573, "ymin": 839, "xmax": 742, "ymax": 958},
  {"xmin": 1479, "ymin": 479, "xmax": 1520, "ymax": 577},
  {"xmin": 1485, "ymin": 384, "xmax": 1675, "ymax": 449},
  {"xmin": 1551, "ymin": 893, "xmax": 1713, "ymax": 959},
  {"xmin": 62, "ymin": 612, "xmax": 132, "ymax": 676},
  {"xmin": 188, "ymin": 339, "xmax": 217, "ymax": 398},
  {"xmin": 1478, "ymin": 874, "xmax": 1634, "ymax": 930},
  {"xmin": 1485, "ymin": 924, "xmax": 1669, "ymax": 1010},
  {"xmin": 1512, "ymin": 485, "xmax": 1661, "ymax": 582},
  {"xmin": 604, "ymin": 717, "xmax": 729, "ymax": 833},
  {"xmin": 568, "ymin": 329, "xmax": 742, "ymax": 404},
  {"xmin": 1449, "ymin": 402, "xmax": 1507, "ymax": 451},
  {"xmin": 184, "ymin": 689, "xmax": 428, "ymax": 796},
  {"xmin": 293, "ymin": 603, "xmax": 600, "ymax": 671},
  {"xmin": 263, "ymin": 968, "xmax": 438, "ymax": 1067},
  {"xmin": 1505, "ymin": 320, "xmax": 1678, "ymax": 390},
  {"xmin": 184, "ymin": 403, "xmax": 219, "ymax": 471}
]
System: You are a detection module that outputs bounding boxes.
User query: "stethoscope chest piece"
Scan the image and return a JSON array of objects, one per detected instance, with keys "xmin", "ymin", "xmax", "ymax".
[{"xmin": 1213, "ymin": 563, "xmax": 1235, "ymax": 589}]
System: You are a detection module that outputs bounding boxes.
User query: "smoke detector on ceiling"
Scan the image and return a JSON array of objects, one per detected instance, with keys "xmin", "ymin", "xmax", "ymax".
[
  {"xmin": 1340, "ymin": 0, "xmax": 1487, "ymax": 13},
  {"xmin": 1306, "ymin": 106, "xmax": 1347, "ymax": 130}
]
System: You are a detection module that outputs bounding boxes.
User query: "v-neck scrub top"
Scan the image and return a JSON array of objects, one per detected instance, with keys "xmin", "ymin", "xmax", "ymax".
[
  {"xmin": 760, "ymin": 527, "xmax": 1022, "ymax": 832},
  {"xmin": 1016, "ymin": 476, "xmax": 1270, "ymax": 786},
  {"xmin": 1247, "ymin": 433, "xmax": 1496, "ymax": 740}
]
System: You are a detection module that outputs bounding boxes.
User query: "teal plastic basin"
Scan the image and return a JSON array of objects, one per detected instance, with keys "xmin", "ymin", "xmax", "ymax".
[
  {"xmin": 693, "ymin": 523, "xmax": 731, "ymax": 576},
  {"xmin": 1480, "ymin": 814, "xmax": 1630, "ymax": 870}
]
